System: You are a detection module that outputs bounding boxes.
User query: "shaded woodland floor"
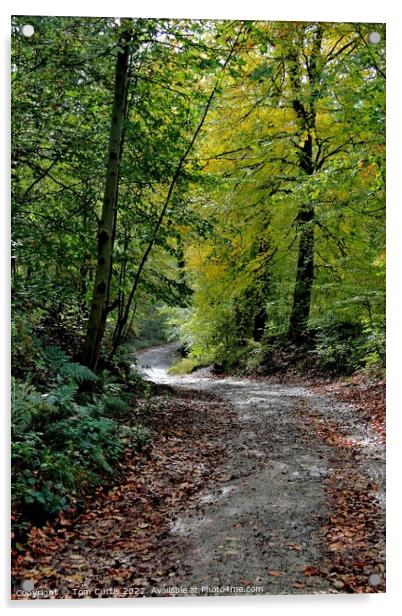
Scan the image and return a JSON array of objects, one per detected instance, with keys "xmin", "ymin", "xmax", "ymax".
[{"xmin": 12, "ymin": 345, "xmax": 385, "ymax": 599}]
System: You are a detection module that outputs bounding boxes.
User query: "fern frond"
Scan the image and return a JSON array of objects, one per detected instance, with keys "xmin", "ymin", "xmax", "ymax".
[
  {"xmin": 43, "ymin": 345, "xmax": 70, "ymax": 371},
  {"xmin": 46, "ymin": 382, "xmax": 78, "ymax": 407},
  {"xmin": 59, "ymin": 362, "xmax": 98, "ymax": 384}
]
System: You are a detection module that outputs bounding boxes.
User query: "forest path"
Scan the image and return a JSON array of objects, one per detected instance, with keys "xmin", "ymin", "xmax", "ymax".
[
  {"xmin": 13, "ymin": 344, "xmax": 385, "ymax": 599},
  {"xmin": 134, "ymin": 343, "xmax": 385, "ymax": 595}
]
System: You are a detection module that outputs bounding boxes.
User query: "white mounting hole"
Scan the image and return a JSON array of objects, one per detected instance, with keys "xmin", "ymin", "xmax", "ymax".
[
  {"xmin": 368, "ymin": 31, "xmax": 381, "ymax": 44},
  {"xmin": 21, "ymin": 24, "xmax": 35, "ymax": 38}
]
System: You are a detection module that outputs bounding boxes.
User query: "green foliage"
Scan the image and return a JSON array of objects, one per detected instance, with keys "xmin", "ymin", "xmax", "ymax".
[
  {"xmin": 360, "ymin": 319, "xmax": 386, "ymax": 368},
  {"xmin": 314, "ymin": 318, "xmax": 366, "ymax": 374},
  {"xmin": 176, "ymin": 21, "xmax": 385, "ymax": 373},
  {"xmin": 40, "ymin": 345, "xmax": 98, "ymax": 385},
  {"xmin": 102, "ymin": 394, "xmax": 130, "ymax": 416},
  {"xmin": 42, "ymin": 345, "xmax": 71, "ymax": 372},
  {"xmin": 130, "ymin": 425, "xmax": 152, "ymax": 452},
  {"xmin": 11, "ymin": 309, "xmax": 48, "ymax": 381},
  {"xmin": 241, "ymin": 342, "xmax": 265, "ymax": 373},
  {"xmin": 169, "ymin": 356, "xmax": 204, "ymax": 375},
  {"xmin": 11, "ymin": 15, "xmax": 232, "ymax": 364},
  {"xmin": 11, "ymin": 346, "xmax": 148, "ymax": 529},
  {"xmin": 305, "ymin": 313, "xmax": 385, "ymax": 375},
  {"xmin": 166, "ymin": 305, "xmax": 241, "ymax": 366},
  {"xmin": 59, "ymin": 362, "xmax": 98, "ymax": 384}
]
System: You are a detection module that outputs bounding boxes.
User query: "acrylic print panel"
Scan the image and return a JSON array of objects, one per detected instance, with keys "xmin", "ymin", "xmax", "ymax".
[{"xmin": 11, "ymin": 15, "xmax": 385, "ymax": 599}]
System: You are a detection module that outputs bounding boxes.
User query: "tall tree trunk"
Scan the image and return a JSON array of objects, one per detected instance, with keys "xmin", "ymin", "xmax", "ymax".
[
  {"xmin": 81, "ymin": 25, "xmax": 132, "ymax": 370},
  {"xmin": 288, "ymin": 134, "xmax": 315, "ymax": 341},
  {"xmin": 287, "ymin": 25, "xmax": 323, "ymax": 342},
  {"xmin": 252, "ymin": 240, "xmax": 271, "ymax": 342}
]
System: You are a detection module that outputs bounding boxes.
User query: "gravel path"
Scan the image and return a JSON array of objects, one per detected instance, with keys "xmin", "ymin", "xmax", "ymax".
[{"xmin": 135, "ymin": 343, "xmax": 385, "ymax": 596}]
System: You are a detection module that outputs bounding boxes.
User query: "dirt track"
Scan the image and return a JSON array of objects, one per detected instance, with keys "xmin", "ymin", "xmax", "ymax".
[{"xmin": 134, "ymin": 344, "xmax": 385, "ymax": 595}]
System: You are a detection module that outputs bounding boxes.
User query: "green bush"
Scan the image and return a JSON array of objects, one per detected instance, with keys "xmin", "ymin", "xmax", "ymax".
[
  {"xmin": 314, "ymin": 318, "xmax": 366, "ymax": 374},
  {"xmin": 11, "ymin": 374, "xmax": 124, "ymax": 523},
  {"xmin": 360, "ymin": 320, "xmax": 385, "ymax": 368},
  {"xmin": 11, "ymin": 309, "xmax": 48, "ymax": 382},
  {"xmin": 169, "ymin": 356, "xmax": 203, "ymax": 374}
]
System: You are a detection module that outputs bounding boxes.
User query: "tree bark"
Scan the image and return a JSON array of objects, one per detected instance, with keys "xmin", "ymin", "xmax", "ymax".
[
  {"xmin": 81, "ymin": 25, "xmax": 132, "ymax": 370},
  {"xmin": 287, "ymin": 205, "xmax": 315, "ymax": 341},
  {"xmin": 288, "ymin": 133, "xmax": 315, "ymax": 341},
  {"xmin": 287, "ymin": 25, "xmax": 322, "ymax": 342},
  {"xmin": 253, "ymin": 306, "xmax": 268, "ymax": 342}
]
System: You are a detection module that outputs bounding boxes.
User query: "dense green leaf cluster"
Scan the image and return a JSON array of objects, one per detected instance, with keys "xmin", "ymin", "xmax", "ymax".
[{"xmin": 11, "ymin": 345, "xmax": 149, "ymax": 532}]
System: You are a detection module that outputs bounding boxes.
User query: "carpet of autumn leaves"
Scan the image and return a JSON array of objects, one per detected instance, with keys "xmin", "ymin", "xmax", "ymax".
[
  {"xmin": 11, "ymin": 387, "xmax": 239, "ymax": 598},
  {"xmin": 311, "ymin": 375, "xmax": 386, "ymax": 444},
  {"xmin": 295, "ymin": 377, "xmax": 386, "ymax": 593}
]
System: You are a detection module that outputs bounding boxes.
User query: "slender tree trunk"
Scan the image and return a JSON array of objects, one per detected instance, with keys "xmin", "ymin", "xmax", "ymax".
[
  {"xmin": 252, "ymin": 240, "xmax": 271, "ymax": 342},
  {"xmin": 81, "ymin": 26, "xmax": 132, "ymax": 370},
  {"xmin": 176, "ymin": 239, "xmax": 186, "ymax": 284},
  {"xmin": 288, "ymin": 205, "xmax": 315, "ymax": 341},
  {"xmin": 253, "ymin": 306, "xmax": 267, "ymax": 342}
]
